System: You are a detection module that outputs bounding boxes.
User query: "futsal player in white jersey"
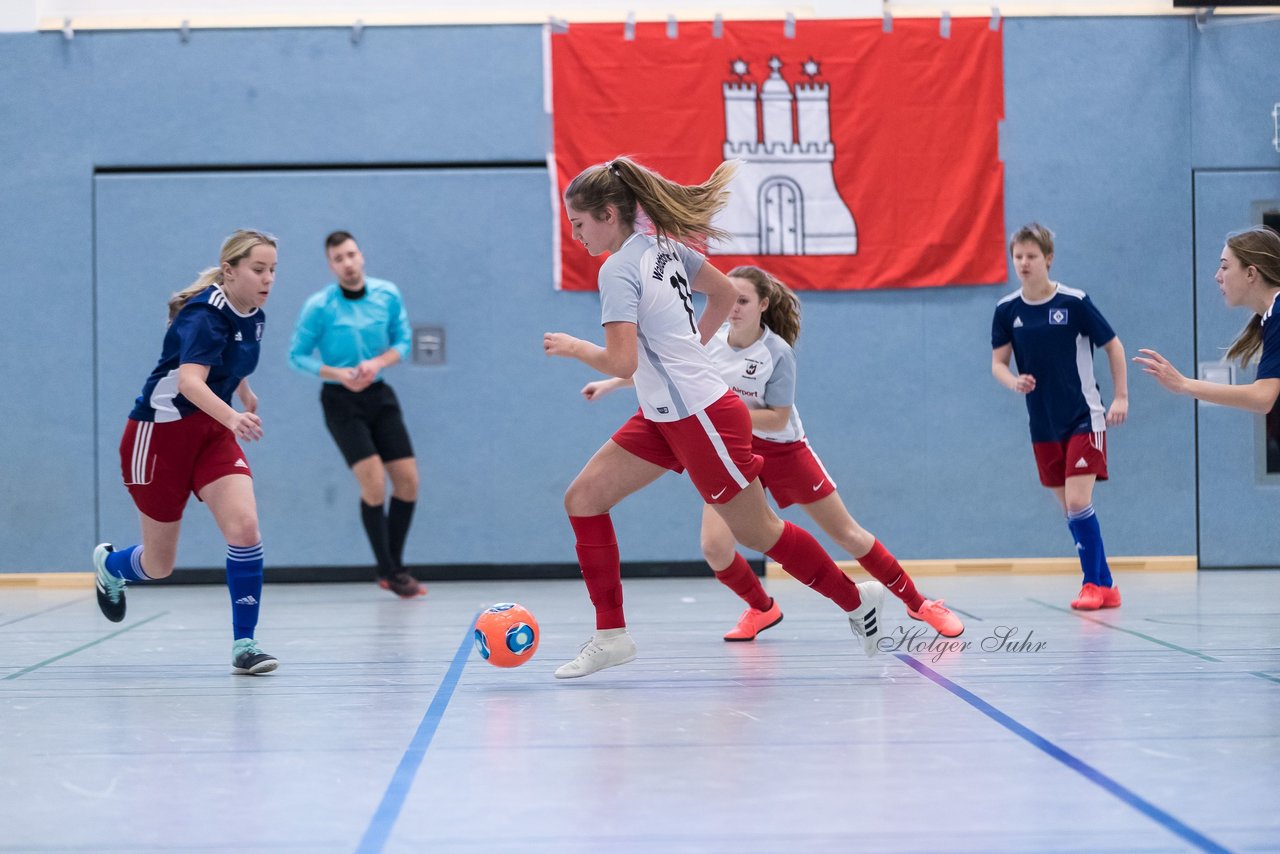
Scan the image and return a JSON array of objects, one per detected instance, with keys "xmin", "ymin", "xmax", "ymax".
[
  {"xmin": 1136, "ymin": 226, "xmax": 1280, "ymax": 415},
  {"xmin": 587, "ymin": 266, "xmax": 963, "ymax": 641},
  {"xmin": 91, "ymin": 230, "xmax": 279, "ymax": 675},
  {"xmin": 992, "ymin": 223, "xmax": 1129, "ymax": 610},
  {"xmin": 544, "ymin": 156, "xmax": 886, "ymax": 678}
]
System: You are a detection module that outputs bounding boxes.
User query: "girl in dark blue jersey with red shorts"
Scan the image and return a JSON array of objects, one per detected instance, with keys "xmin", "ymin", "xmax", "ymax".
[
  {"xmin": 92, "ymin": 229, "xmax": 280, "ymax": 675},
  {"xmin": 1135, "ymin": 226, "xmax": 1280, "ymax": 416},
  {"xmin": 992, "ymin": 223, "xmax": 1129, "ymax": 610}
]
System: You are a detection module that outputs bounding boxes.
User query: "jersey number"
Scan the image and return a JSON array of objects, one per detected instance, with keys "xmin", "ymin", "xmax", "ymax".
[{"xmin": 669, "ymin": 272, "xmax": 696, "ymax": 335}]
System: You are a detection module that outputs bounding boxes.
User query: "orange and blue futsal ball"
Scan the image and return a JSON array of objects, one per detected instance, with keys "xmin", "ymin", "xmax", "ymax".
[{"xmin": 473, "ymin": 603, "xmax": 539, "ymax": 668}]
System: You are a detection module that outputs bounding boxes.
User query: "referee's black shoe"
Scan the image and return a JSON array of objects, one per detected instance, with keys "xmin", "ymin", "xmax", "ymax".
[{"xmin": 378, "ymin": 571, "xmax": 426, "ymax": 598}]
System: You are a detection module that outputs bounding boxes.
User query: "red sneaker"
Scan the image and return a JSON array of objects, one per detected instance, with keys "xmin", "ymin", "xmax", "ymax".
[
  {"xmin": 907, "ymin": 599, "xmax": 964, "ymax": 637},
  {"xmin": 723, "ymin": 599, "xmax": 783, "ymax": 641},
  {"xmin": 1099, "ymin": 585, "xmax": 1121, "ymax": 608},
  {"xmin": 1071, "ymin": 583, "xmax": 1105, "ymax": 610}
]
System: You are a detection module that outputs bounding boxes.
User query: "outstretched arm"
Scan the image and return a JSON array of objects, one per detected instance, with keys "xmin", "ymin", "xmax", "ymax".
[
  {"xmin": 544, "ymin": 321, "xmax": 638, "ymax": 379},
  {"xmin": 1134, "ymin": 348, "xmax": 1280, "ymax": 414},
  {"xmin": 582, "ymin": 376, "xmax": 635, "ymax": 401}
]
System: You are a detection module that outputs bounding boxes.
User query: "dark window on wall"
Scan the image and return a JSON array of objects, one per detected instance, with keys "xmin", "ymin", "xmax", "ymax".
[{"xmin": 1266, "ymin": 211, "xmax": 1280, "ymax": 474}]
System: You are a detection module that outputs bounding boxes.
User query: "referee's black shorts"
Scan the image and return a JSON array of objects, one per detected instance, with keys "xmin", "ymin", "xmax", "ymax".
[{"xmin": 320, "ymin": 381, "xmax": 415, "ymax": 467}]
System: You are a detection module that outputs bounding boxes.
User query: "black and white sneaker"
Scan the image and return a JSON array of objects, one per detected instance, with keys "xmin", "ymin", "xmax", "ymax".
[
  {"xmin": 92, "ymin": 543, "xmax": 127, "ymax": 623},
  {"xmin": 232, "ymin": 638, "xmax": 279, "ymax": 675},
  {"xmin": 847, "ymin": 580, "xmax": 886, "ymax": 657}
]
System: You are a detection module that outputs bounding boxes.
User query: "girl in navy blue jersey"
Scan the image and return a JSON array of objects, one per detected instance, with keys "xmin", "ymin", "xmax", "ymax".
[
  {"xmin": 1136, "ymin": 226, "xmax": 1280, "ymax": 415},
  {"xmin": 992, "ymin": 223, "xmax": 1129, "ymax": 610},
  {"xmin": 92, "ymin": 229, "xmax": 279, "ymax": 675}
]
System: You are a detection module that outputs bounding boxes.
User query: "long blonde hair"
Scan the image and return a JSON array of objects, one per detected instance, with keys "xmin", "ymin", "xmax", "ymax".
[
  {"xmin": 564, "ymin": 156, "xmax": 738, "ymax": 248},
  {"xmin": 1224, "ymin": 226, "xmax": 1280, "ymax": 367},
  {"xmin": 728, "ymin": 265, "xmax": 802, "ymax": 347},
  {"xmin": 168, "ymin": 229, "xmax": 278, "ymax": 322}
]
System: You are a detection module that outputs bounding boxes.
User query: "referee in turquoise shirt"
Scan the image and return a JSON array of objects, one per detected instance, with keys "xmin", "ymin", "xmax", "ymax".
[{"xmin": 289, "ymin": 231, "xmax": 425, "ymax": 598}]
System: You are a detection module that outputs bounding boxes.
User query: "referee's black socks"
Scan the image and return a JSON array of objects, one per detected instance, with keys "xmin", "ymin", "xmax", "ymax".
[{"xmin": 360, "ymin": 501, "xmax": 397, "ymax": 578}]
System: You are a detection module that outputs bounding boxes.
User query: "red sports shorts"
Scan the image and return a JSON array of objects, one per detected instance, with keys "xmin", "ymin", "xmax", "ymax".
[
  {"xmin": 755, "ymin": 438, "xmax": 837, "ymax": 508},
  {"xmin": 119, "ymin": 411, "xmax": 253, "ymax": 522},
  {"xmin": 611, "ymin": 391, "xmax": 763, "ymax": 504},
  {"xmin": 1033, "ymin": 430, "xmax": 1108, "ymax": 488}
]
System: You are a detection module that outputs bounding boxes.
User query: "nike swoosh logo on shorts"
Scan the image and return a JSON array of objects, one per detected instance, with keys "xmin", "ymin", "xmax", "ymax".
[
  {"xmin": 812, "ymin": 480, "xmax": 826, "ymax": 491},
  {"xmin": 711, "ymin": 487, "xmax": 727, "ymax": 500}
]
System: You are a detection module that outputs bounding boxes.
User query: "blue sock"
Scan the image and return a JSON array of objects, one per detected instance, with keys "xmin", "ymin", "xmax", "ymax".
[
  {"xmin": 1067, "ymin": 505, "xmax": 1112, "ymax": 587},
  {"xmin": 105, "ymin": 545, "xmax": 151, "ymax": 582},
  {"xmin": 226, "ymin": 542, "xmax": 264, "ymax": 641}
]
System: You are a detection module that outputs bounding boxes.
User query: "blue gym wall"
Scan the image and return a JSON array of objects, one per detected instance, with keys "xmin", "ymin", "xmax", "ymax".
[{"xmin": 1, "ymin": 17, "xmax": 1277, "ymax": 574}]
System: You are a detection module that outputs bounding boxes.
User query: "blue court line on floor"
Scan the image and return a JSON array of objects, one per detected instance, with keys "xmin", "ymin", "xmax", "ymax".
[
  {"xmin": 1028, "ymin": 598, "xmax": 1223, "ymax": 661},
  {"xmin": 896, "ymin": 653, "xmax": 1233, "ymax": 854},
  {"xmin": 2, "ymin": 612, "xmax": 168, "ymax": 680},
  {"xmin": 355, "ymin": 614, "xmax": 478, "ymax": 854},
  {"xmin": 0, "ymin": 596, "xmax": 91, "ymax": 629}
]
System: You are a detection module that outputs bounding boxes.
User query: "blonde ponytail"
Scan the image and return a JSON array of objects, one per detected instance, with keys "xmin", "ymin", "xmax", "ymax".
[{"xmin": 168, "ymin": 268, "xmax": 221, "ymax": 322}]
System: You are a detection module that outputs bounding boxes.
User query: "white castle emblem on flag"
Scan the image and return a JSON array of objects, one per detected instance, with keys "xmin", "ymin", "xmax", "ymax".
[{"xmin": 710, "ymin": 56, "xmax": 858, "ymax": 257}]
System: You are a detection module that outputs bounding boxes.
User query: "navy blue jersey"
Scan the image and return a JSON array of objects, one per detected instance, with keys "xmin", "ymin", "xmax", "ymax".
[
  {"xmin": 1255, "ymin": 293, "xmax": 1280, "ymax": 382},
  {"xmin": 129, "ymin": 284, "xmax": 265, "ymax": 423},
  {"xmin": 992, "ymin": 283, "xmax": 1116, "ymax": 443}
]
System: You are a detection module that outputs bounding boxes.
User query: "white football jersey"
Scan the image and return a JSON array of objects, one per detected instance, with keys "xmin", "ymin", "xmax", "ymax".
[
  {"xmin": 706, "ymin": 324, "xmax": 806, "ymax": 443},
  {"xmin": 598, "ymin": 233, "xmax": 728, "ymax": 422}
]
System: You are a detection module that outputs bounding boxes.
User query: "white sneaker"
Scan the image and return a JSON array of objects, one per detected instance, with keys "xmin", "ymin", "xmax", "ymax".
[
  {"xmin": 847, "ymin": 580, "xmax": 887, "ymax": 657},
  {"xmin": 554, "ymin": 631, "xmax": 637, "ymax": 679}
]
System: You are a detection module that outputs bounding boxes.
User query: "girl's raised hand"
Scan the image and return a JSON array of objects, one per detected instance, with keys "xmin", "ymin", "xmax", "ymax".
[{"xmin": 1133, "ymin": 348, "xmax": 1188, "ymax": 395}]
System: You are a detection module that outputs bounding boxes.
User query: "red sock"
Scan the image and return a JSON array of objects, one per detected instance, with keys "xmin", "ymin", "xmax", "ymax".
[
  {"xmin": 765, "ymin": 521, "xmax": 860, "ymax": 612},
  {"xmin": 569, "ymin": 514, "xmax": 625, "ymax": 630},
  {"xmin": 714, "ymin": 553, "xmax": 773, "ymax": 611},
  {"xmin": 857, "ymin": 540, "xmax": 925, "ymax": 612}
]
